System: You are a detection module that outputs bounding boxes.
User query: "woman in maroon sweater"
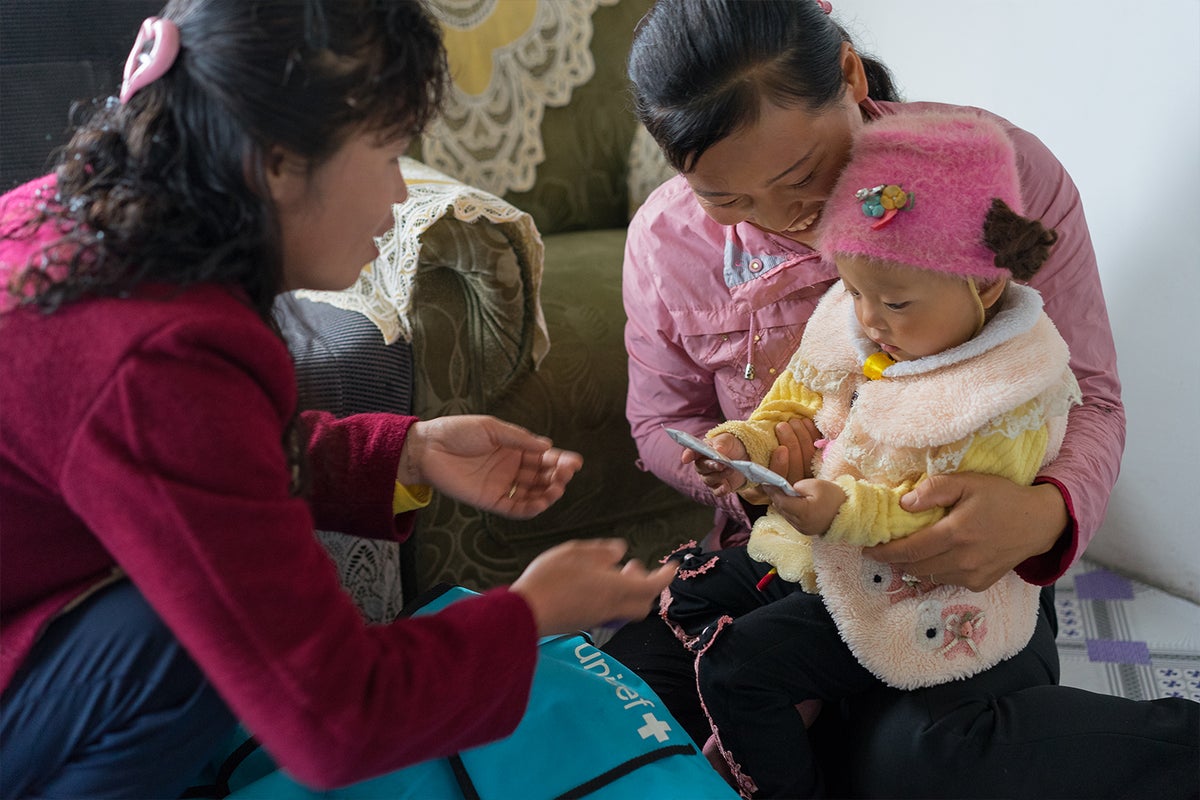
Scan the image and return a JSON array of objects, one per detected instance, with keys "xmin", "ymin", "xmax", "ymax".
[{"xmin": 0, "ymin": 2, "xmax": 675, "ymax": 796}]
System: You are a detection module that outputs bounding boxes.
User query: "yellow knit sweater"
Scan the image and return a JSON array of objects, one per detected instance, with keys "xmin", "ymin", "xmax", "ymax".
[{"xmin": 712, "ymin": 373, "xmax": 1050, "ymax": 547}]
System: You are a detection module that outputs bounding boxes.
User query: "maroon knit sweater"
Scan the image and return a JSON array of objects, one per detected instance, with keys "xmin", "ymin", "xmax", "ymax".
[{"xmin": 0, "ymin": 178, "xmax": 537, "ymax": 788}]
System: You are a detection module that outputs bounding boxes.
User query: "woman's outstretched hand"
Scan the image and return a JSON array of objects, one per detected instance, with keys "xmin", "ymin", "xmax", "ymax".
[
  {"xmin": 398, "ymin": 415, "xmax": 584, "ymax": 519},
  {"xmin": 867, "ymin": 474, "xmax": 1068, "ymax": 591},
  {"xmin": 510, "ymin": 539, "xmax": 677, "ymax": 637}
]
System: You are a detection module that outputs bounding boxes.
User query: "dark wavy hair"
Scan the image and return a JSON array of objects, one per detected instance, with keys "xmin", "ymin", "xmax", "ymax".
[
  {"xmin": 630, "ymin": 0, "xmax": 900, "ymax": 172},
  {"xmin": 11, "ymin": 0, "xmax": 448, "ymax": 322}
]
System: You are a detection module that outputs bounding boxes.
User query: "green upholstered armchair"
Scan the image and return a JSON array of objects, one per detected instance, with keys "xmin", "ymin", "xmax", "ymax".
[
  {"xmin": 292, "ymin": 0, "xmax": 710, "ymax": 601},
  {"xmin": 403, "ymin": 0, "xmax": 711, "ymax": 593}
]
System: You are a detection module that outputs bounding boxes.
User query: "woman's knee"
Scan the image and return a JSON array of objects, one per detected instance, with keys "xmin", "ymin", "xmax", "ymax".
[
  {"xmin": 2, "ymin": 580, "xmax": 236, "ymax": 797},
  {"xmin": 76, "ymin": 582, "xmax": 230, "ymax": 731}
]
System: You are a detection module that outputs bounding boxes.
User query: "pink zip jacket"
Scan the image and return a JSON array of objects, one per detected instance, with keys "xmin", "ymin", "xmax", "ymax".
[{"xmin": 623, "ymin": 100, "xmax": 1124, "ymax": 584}]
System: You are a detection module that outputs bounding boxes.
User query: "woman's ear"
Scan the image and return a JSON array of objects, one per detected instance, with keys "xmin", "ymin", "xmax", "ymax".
[
  {"xmin": 840, "ymin": 42, "xmax": 870, "ymax": 104},
  {"xmin": 263, "ymin": 145, "xmax": 309, "ymax": 209},
  {"xmin": 979, "ymin": 277, "xmax": 1008, "ymax": 309}
]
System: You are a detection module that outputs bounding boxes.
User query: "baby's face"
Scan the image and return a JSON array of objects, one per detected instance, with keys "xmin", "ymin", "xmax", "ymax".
[{"xmin": 836, "ymin": 256, "xmax": 988, "ymax": 362}]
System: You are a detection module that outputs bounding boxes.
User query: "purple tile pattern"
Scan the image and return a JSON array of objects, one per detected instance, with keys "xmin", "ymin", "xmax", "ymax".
[
  {"xmin": 1074, "ymin": 569, "xmax": 1135, "ymax": 601},
  {"xmin": 1056, "ymin": 559, "xmax": 1200, "ymax": 701},
  {"xmin": 1086, "ymin": 639, "xmax": 1151, "ymax": 665}
]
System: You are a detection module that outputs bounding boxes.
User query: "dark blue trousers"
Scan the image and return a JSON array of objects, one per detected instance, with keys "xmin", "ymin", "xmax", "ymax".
[{"xmin": 1, "ymin": 580, "xmax": 237, "ymax": 798}]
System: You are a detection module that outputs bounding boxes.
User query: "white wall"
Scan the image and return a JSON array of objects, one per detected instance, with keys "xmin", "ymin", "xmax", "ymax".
[{"xmin": 831, "ymin": 0, "xmax": 1200, "ymax": 600}]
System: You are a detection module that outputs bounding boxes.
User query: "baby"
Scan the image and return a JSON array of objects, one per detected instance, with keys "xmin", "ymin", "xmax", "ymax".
[{"xmin": 697, "ymin": 111, "xmax": 1081, "ymax": 797}]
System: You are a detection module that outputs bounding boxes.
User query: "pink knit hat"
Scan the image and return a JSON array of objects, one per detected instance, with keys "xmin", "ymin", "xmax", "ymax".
[{"xmin": 817, "ymin": 111, "xmax": 1022, "ymax": 281}]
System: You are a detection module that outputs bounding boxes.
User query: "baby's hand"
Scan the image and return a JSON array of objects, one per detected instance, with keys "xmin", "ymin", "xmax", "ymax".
[
  {"xmin": 739, "ymin": 420, "xmax": 817, "ymax": 505},
  {"xmin": 709, "ymin": 432, "xmax": 748, "ymax": 462},
  {"xmin": 763, "ymin": 478, "xmax": 845, "ymax": 536},
  {"xmin": 683, "ymin": 432, "xmax": 747, "ymax": 497}
]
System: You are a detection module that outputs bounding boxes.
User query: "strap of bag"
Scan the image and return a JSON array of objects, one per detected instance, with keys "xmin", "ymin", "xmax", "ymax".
[
  {"xmin": 448, "ymin": 736, "xmax": 699, "ymax": 800},
  {"xmin": 448, "ymin": 753, "xmax": 482, "ymax": 800},
  {"xmin": 553, "ymin": 744, "xmax": 698, "ymax": 800},
  {"xmin": 181, "ymin": 736, "xmax": 263, "ymax": 798}
]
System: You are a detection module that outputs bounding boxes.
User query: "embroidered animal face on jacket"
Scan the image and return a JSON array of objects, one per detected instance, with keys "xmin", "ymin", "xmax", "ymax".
[{"xmin": 813, "ymin": 541, "xmax": 1039, "ymax": 690}]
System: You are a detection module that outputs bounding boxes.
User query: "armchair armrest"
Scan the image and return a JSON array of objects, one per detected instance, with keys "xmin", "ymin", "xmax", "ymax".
[
  {"xmin": 409, "ymin": 214, "xmax": 540, "ymax": 415},
  {"xmin": 298, "ymin": 162, "xmax": 713, "ymax": 593},
  {"xmin": 297, "ymin": 157, "xmax": 548, "ymax": 417}
]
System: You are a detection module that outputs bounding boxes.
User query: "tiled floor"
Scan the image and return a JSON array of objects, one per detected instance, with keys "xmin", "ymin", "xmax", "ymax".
[{"xmin": 1056, "ymin": 558, "xmax": 1200, "ymax": 702}]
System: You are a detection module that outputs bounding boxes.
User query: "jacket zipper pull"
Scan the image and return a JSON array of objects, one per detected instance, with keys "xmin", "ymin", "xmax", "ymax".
[{"xmin": 745, "ymin": 309, "xmax": 758, "ymax": 381}]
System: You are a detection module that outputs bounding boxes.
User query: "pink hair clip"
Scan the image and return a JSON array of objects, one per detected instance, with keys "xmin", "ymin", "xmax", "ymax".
[{"xmin": 119, "ymin": 17, "xmax": 181, "ymax": 104}]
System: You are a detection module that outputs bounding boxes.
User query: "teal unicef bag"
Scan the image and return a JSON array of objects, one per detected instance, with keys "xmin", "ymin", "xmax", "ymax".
[{"xmin": 205, "ymin": 585, "xmax": 736, "ymax": 800}]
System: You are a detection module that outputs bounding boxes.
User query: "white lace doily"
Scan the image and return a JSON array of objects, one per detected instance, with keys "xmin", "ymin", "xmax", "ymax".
[
  {"xmin": 295, "ymin": 158, "xmax": 549, "ymax": 364},
  {"xmin": 420, "ymin": 0, "xmax": 618, "ymax": 197}
]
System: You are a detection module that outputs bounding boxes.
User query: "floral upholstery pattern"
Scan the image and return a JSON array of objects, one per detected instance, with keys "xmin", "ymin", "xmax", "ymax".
[
  {"xmin": 408, "ymin": 225, "xmax": 713, "ymax": 590},
  {"xmin": 297, "ymin": 157, "xmax": 548, "ymax": 361}
]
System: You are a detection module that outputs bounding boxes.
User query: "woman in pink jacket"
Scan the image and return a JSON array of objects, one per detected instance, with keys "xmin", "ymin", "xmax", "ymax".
[
  {"xmin": 605, "ymin": 1, "xmax": 1198, "ymax": 797},
  {"xmin": 0, "ymin": 2, "xmax": 674, "ymax": 796}
]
